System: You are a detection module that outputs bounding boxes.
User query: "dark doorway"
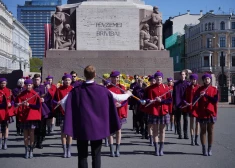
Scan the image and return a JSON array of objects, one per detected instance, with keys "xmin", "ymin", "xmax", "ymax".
[{"xmin": 218, "ymin": 74, "xmax": 227, "ymax": 87}]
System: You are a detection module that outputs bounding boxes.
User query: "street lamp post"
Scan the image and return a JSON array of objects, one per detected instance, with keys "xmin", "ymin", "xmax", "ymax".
[{"xmin": 220, "ymin": 51, "xmax": 225, "ymax": 87}]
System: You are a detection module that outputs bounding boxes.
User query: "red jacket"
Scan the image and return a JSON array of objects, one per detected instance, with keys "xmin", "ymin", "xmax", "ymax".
[
  {"xmin": 0, "ymin": 91, "xmax": 8, "ymax": 122},
  {"xmin": 107, "ymin": 84, "xmax": 128, "ymax": 119},
  {"xmin": 54, "ymin": 85, "xmax": 73, "ymax": 115},
  {"xmin": 0, "ymin": 87, "xmax": 15, "ymax": 117},
  {"xmin": 16, "ymin": 89, "xmax": 41, "ymax": 122},
  {"xmin": 192, "ymin": 85, "xmax": 218, "ymax": 119},
  {"xmin": 48, "ymin": 84, "xmax": 57, "ymax": 99},
  {"xmin": 142, "ymin": 83, "xmax": 171, "ymax": 116},
  {"xmin": 184, "ymin": 84, "xmax": 200, "ymax": 115}
]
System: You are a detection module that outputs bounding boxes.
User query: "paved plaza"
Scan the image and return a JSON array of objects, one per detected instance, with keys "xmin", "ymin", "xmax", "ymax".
[{"xmin": 0, "ymin": 108, "xmax": 235, "ymax": 168}]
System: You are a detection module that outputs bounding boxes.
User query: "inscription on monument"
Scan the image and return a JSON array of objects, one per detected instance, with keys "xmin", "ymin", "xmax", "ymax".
[{"xmin": 96, "ymin": 22, "xmax": 122, "ymax": 36}]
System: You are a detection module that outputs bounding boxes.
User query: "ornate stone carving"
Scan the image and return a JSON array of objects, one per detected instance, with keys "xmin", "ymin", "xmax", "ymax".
[
  {"xmin": 51, "ymin": 6, "xmax": 76, "ymax": 50},
  {"xmin": 140, "ymin": 6, "xmax": 164, "ymax": 50}
]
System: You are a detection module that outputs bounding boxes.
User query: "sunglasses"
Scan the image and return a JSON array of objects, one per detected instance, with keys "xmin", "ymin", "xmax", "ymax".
[{"xmin": 72, "ymin": 76, "xmax": 76, "ymax": 78}]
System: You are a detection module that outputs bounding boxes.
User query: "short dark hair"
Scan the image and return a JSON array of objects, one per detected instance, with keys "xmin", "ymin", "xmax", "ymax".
[
  {"xmin": 33, "ymin": 74, "xmax": 41, "ymax": 79},
  {"xmin": 134, "ymin": 74, "xmax": 139, "ymax": 79},
  {"xmin": 70, "ymin": 71, "xmax": 77, "ymax": 76},
  {"xmin": 84, "ymin": 65, "xmax": 96, "ymax": 80},
  {"xmin": 180, "ymin": 70, "xmax": 188, "ymax": 78}
]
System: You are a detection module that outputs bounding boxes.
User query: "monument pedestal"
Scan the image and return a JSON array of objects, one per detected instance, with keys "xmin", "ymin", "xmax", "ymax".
[{"xmin": 43, "ymin": 50, "xmax": 173, "ymax": 82}]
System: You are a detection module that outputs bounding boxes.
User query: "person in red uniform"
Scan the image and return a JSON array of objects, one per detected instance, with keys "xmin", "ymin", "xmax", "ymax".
[
  {"xmin": 146, "ymin": 75, "xmax": 156, "ymax": 146},
  {"xmin": 15, "ymin": 79, "xmax": 41, "ymax": 159},
  {"xmin": 0, "ymin": 78, "xmax": 15, "ymax": 150},
  {"xmin": 53, "ymin": 73, "xmax": 73, "ymax": 158},
  {"xmin": 142, "ymin": 71, "xmax": 172, "ymax": 156},
  {"xmin": 183, "ymin": 74, "xmax": 200, "ymax": 146},
  {"xmin": 166, "ymin": 77, "xmax": 174, "ymax": 132},
  {"xmin": 0, "ymin": 82, "xmax": 9, "ymax": 150},
  {"xmin": 192, "ymin": 73, "xmax": 218, "ymax": 156},
  {"xmin": 107, "ymin": 71, "xmax": 128, "ymax": 157},
  {"xmin": 46, "ymin": 75, "xmax": 57, "ymax": 134}
]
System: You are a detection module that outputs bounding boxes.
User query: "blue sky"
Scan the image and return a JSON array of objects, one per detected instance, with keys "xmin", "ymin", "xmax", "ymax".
[{"xmin": 2, "ymin": 0, "xmax": 235, "ymax": 21}]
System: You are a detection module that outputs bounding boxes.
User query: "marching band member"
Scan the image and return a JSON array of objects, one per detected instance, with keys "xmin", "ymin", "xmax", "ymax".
[
  {"xmin": 146, "ymin": 75, "xmax": 156, "ymax": 146},
  {"xmin": 64, "ymin": 65, "xmax": 120, "ymax": 168},
  {"xmin": 133, "ymin": 78, "xmax": 148, "ymax": 139},
  {"xmin": 184, "ymin": 74, "xmax": 200, "ymax": 146},
  {"xmin": 70, "ymin": 71, "xmax": 81, "ymax": 87},
  {"xmin": 0, "ymin": 78, "xmax": 15, "ymax": 150},
  {"xmin": 143, "ymin": 71, "xmax": 172, "ymax": 156},
  {"xmin": 53, "ymin": 73, "xmax": 73, "ymax": 158},
  {"xmin": 192, "ymin": 73, "xmax": 218, "ymax": 156},
  {"xmin": 107, "ymin": 70, "xmax": 128, "ymax": 157},
  {"xmin": 173, "ymin": 70, "xmax": 190, "ymax": 139},
  {"xmin": 46, "ymin": 75, "xmax": 57, "ymax": 134},
  {"xmin": 166, "ymin": 77, "xmax": 174, "ymax": 131},
  {"xmin": 33, "ymin": 74, "xmax": 50, "ymax": 149},
  {"xmin": 129, "ymin": 75, "xmax": 140, "ymax": 132},
  {"xmin": 16, "ymin": 79, "xmax": 41, "ymax": 159},
  {"xmin": 12, "ymin": 78, "xmax": 25, "ymax": 136}
]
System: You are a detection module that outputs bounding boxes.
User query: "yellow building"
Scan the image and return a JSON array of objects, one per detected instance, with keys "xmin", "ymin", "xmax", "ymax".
[{"xmin": 185, "ymin": 11, "xmax": 235, "ymax": 87}]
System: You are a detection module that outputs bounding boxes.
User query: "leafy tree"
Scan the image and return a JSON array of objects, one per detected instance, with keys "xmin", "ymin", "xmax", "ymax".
[{"xmin": 30, "ymin": 58, "xmax": 42, "ymax": 72}]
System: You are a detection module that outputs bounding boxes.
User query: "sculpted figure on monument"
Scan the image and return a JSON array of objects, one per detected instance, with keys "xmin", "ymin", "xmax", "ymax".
[
  {"xmin": 52, "ymin": 6, "xmax": 66, "ymax": 38},
  {"xmin": 55, "ymin": 24, "xmax": 76, "ymax": 50},
  {"xmin": 140, "ymin": 6, "xmax": 165, "ymax": 50},
  {"xmin": 140, "ymin": 24, "xmax": 158, "ymax": 50}
]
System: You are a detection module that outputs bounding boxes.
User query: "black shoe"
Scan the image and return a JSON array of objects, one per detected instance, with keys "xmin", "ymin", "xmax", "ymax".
[
  {"xmin": 184, "ymin": 135, "xmax": 189, "ymax": 139},
  {"xmin": 178, "ymin": 135, "xmax": 182, "ymax": 139},
  {"xmin": 16, "ymin": 132, "xmax": 20, "ymax": 136},
  {"xmin": 38, "ymin": 143, "xmax": 43, "ymax": 149}
]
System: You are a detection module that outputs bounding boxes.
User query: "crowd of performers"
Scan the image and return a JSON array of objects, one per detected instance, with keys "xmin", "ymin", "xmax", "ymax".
[{"xmin": 0, "ymin": 66, "xmax": 218, "ymax": 168}]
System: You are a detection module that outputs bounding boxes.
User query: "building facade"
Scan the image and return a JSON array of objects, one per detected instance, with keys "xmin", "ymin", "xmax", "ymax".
[
  {"xmin": 0, "ymin": 1, "xmax": 31, "ymax": 73},
  {"xmin": 163, "ymin": 10, "xmax": 202, "ymax": 71},
  {"xmin": 185, "ymin": 11, "xmax": 235, "ymax": 87},
  {"xmin": 17, "ymin": 0, "xmax": 62, "ymax": 59},
  {"xmin": 12, "ymin": 19, "xmax": 31, "ymax": 72}
]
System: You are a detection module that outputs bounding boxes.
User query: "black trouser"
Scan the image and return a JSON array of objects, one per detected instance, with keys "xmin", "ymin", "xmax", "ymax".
[
  {"xmin": 175, "ymin": 108, "xmax": 189, "ymax": 136},
  {"xmin": 77, "ymin": 139, "xmax": 102, "ymax": 168},
  {"xmin": 34, "ymin": 118, "xmax": 47, "ymax": 143},
  {"xmin": 16, "ymin": 116, "xmax": 23, "ymax": 134}
]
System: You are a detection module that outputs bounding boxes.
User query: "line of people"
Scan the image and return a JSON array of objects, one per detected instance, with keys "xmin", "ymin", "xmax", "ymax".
[{"xmin": 0, "ymin": 66, "xmax": 218, "ymax": 168}]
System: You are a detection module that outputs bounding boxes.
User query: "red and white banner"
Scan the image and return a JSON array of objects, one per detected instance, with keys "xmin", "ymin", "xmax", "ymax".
[{"xmin": 44, "ymin": 24, "xmax": 51, "ymax": 57}]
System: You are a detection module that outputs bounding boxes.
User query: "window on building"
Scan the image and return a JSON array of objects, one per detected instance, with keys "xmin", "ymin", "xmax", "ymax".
[
  {"xmin": 232, "ymin": 55, "xmax": 235, "ymax": 67},
  {"xmin": 204, "ymin": 56, "xmax": 209, "ymax": 67},
  {"xmin": 212, "ymin": 22, "xmax": 214, "ymax": 30},
  {"xmin": 207, "ymin": 38, "xmax": 212, "ymax": 48},
  {"xmin": 205, "ymin": 23, "xmax": 208, "ymax": 31},
  {"xmin": 220, "ymin": 21, "xmax": 225, "ymax": 30},
  {"xmin": 208, "ymin": 22, "xmax": 211, "ymax": 30},
  {"xmin": 220, "ymin": 37, "xmax": 226, "ymax": 47},
  {"xmin": 176, "ymin": 56, "xmax": 179, "ymax": 63},
  {"xmin": 232, "ymin": 22, "xmax": 235, "ymax": 29},
  {"xmin": 232, "ymin": 37, "xmax": 235, "ymax": 47}
]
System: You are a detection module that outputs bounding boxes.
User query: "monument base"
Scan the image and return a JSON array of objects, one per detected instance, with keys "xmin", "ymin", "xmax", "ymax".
[{"xmin": 43, "ymin": 50, "xmax": 173, "ymax": 82}]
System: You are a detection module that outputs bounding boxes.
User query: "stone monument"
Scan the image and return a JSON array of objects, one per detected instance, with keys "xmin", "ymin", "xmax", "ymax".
[{"xmin": 43, "ymin": 0, "xmax": 173, "ymax": 82}]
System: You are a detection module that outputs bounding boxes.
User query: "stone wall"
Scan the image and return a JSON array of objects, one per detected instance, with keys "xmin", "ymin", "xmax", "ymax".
[{"xmin": 43, "ymin": 50, "xmax": 173, "ymax": 83}]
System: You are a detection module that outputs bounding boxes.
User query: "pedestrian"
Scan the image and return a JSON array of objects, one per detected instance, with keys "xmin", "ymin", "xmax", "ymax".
[
  {"xmin": 15, "ymin": 78, "xmax": 41, "ymax": 159},
  {"xmin": 63, "ymin": 65, "xmax": 121, "ymax": 168},
  {"xmin": 192, "ymin": 73, "xmax": 218, "ymax": 156}
]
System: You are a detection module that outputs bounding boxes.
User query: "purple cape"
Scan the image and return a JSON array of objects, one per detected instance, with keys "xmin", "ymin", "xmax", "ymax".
[{"xmin": 64, "ymin": 82, "xmax": 121, "ymax": 140}]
